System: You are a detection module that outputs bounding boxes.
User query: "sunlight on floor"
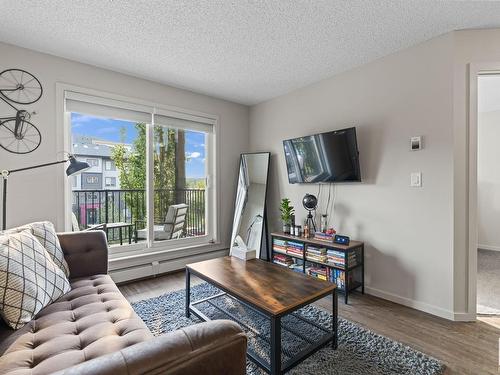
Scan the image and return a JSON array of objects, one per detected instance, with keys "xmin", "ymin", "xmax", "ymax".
[{"xmin": 477, "ymin": 315, "xmax": 500, "ymax": 330}]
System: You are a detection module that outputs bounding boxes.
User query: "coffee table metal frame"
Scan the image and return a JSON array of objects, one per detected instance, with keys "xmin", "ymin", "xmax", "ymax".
[{"xmin": 185, "ymin": 267, "xmax": 338, "ymax": 375}]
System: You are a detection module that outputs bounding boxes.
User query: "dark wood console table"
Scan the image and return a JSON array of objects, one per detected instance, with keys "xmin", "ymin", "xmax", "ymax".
[{"xmin": 271, "ymin": 232, "xmax": 364, "ymax": 304}]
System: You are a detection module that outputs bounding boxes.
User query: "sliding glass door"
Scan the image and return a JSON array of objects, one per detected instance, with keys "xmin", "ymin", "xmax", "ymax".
[{"xmin": 65, "ymin": 90, "xmax": 216, "ymax": 251}]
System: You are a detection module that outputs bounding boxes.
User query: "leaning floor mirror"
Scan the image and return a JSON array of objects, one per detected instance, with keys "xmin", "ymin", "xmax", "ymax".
[{"xmin": 230, "ymin": 152, "xmax": 270, "ymax": 260}]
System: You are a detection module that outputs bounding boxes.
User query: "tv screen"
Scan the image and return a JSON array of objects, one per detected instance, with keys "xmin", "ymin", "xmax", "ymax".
[{"xmin": 283, "ymin": 127, "xmax": 361, "ymax": 183}]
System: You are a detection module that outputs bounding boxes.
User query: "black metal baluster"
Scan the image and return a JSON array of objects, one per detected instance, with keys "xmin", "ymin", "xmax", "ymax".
[{"xmin": 84, "ymin": 192, "xmax": 87, "ymax": 227}]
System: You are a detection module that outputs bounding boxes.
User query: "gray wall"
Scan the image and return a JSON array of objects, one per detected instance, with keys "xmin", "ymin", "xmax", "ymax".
[
  {"xmin": 250, "ymin": 28, "xmax": 500, "ymax": 320},
  {"xmin": 250, "ymin": 33, "xmax": 456, "ymax": 318}
]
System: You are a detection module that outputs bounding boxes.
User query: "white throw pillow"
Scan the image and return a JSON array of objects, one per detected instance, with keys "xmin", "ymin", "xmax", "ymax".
[
  {"xmin": 0, "ymin": 230, "xmax": 71, "ymax": 329},
  {"xmin": 2, "ymin": 221, "xmax": 70, "ymax": 277}
]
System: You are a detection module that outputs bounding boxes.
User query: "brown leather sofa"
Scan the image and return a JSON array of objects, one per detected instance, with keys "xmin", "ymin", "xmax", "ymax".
[{"xmin": 0, "ymin": 231, "xmax": 247, "ymax": 375}]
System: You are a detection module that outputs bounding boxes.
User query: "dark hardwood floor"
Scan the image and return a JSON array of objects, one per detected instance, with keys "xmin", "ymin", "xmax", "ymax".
[{"xmin": 119, "ymin": 271, "xmax": 500, "ymax": 375}]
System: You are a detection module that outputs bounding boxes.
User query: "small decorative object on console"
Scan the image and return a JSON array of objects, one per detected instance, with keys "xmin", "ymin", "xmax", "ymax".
[
  {"xmin": 320, "ymin": 214, "xmax": 328, "ymax": 232},
  {"xmin": 279, "ymin": 198, "xmax": 295, "ymax": 234},
  {"xmin": 302, "ymin": 193, "xmax": 318, "ymax": 233},
  {"xmin": 333, "ymin": 234, "xmax": 350, "ymax": 245}
]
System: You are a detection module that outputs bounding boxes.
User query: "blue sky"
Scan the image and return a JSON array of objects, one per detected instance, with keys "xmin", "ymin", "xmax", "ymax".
[{"xmin": 71, "ymin": 113, "xmax": 206, "ymax": 178}]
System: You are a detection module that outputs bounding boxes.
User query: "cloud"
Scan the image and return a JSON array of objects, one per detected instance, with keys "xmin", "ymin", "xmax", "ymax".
[
  {"xmin": 71, "ymin": 114, "xmax": 112, "ymax": 126},
  {"xmin": 187, "ymin": 151, "xmax": 201, "ymax": 159},
  {"xmin": 96, "ymin": 127, "xmax": 120, "ymax": 135}
]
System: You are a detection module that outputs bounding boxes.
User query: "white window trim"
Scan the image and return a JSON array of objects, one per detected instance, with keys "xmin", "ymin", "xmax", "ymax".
[
  {"xmin": 105, "ymin": 160, "xmax": 116, "ymax": 171},
  {"xmin": 105, "ymin": 177, "xmax": 116, "ymax": 186},
  {"xmin": 56, "ymin": 83, "xmax": 221, "ymax": 258}
]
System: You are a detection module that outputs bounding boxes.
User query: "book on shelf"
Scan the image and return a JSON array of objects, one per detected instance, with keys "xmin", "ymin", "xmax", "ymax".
[
  {"xmin": 313, "ymin": 232, "xmax": 334, "ymax": 242},
  {"xmin": 306, "ymin": 246, "xmax": 326, "ymax": 254},
  {"xmin": 326, "ymin": 249, "xmax": 358, "ymax": 267},
  {"xmin": 273, "ymin": 239, "xmax": 287, "ymax": 246},
  {"xmin": 273, "ymin": 245, "xmax": 287, "ymax": 252},
  {"xmin": 273, "ymin": 254, "xmax": 293, "ymax": 263},
  {"xmin": 306, "ymin": 245, "xmax": 327, "ymax": 263},
  {"xmin": 306, "ymin": 265, "xmax": 329, "ymax": 281},
  {"xmin": 306, "ymin": 254, "xmax": 328, "ymax": 263},
  {"xmin": 287, "ymin": 240, "xmax": 305, "ymax": 248},
  {"xmin": 273, "ymin": 260, "xmax": 291, "ymax": 267},
  {"xmin": 287, "ymin": 248, "xmax": 304, "ymax": 258},
  {"xmin": 329, "ymin": 268, "xmax": 354, "ymax": 289}
]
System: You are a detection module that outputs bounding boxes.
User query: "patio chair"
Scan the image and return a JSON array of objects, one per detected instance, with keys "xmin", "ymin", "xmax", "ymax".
[{"xmin": 136, "ymin": 203, "xmax": 188, "ymax": 241}]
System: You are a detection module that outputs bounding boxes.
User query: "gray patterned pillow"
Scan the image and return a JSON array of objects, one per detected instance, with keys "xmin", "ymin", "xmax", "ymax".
[
  {"xmin": 2, "ymin": 221, "xmax": 70, "ymax": 277},
  {"xmin": 0, "ymin": 230, "xmax": 71, "ymax": 329}
]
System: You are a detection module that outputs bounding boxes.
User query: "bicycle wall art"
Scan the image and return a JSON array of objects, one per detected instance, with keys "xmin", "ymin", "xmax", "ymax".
[{"xmin": 0, "ymin": 69, "xmax": 42, "ymax": 154}]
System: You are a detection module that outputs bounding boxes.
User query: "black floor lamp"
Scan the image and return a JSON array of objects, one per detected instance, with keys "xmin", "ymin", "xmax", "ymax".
[{"xmin": 1, "ymin": 155, "xmax": 90, "ymax": 230}]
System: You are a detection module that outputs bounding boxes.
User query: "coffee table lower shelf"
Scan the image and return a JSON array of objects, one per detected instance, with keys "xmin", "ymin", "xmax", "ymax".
[{"xmin": 186, "ymin": 268, "xmax": 338, "ymax": 375}]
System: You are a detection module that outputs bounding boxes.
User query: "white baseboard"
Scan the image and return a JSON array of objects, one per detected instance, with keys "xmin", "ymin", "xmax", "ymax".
[
  {"xmin": 110, "ymin": 248, "xmax": 229, "ymax": 283},
  {"xmin": 110, "ymin": 254, "xmax": 477, "ymax": 322},
  {"xmin": 452, "ymin": 312, "xmax": 476, "ymax": 321},
  {"xmin": 477, "ymin": 244, "xmax": 500, "ymax": 252},
  {"xmin": 364, "ymin": 286, "xmax": 475, "ymax": 322}
]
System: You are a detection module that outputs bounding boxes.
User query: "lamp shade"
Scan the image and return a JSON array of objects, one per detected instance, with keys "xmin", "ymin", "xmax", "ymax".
[{"xmin": 65, "ymin": 155, "xmax": 90, "ymax": 176}]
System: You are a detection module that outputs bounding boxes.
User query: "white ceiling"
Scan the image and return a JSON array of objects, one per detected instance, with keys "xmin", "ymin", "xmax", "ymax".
[{"xmin": 2, "ymin": 1, "xmax": 500, "ymax": 105}]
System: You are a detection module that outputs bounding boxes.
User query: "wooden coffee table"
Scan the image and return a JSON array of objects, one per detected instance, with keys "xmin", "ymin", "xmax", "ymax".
[{"xmin": 186, "ymin": 256, "xmax": 337, "ymax": 375}]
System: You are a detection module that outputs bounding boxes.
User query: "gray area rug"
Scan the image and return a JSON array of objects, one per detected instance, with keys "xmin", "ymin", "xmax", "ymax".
[
  {"xmin": 132, "ymin": 283, "xmax": 444, "ymax": 375},
  {"xmin": 478, "ymin": 249, "xmax": 500, "ymax": 314}
]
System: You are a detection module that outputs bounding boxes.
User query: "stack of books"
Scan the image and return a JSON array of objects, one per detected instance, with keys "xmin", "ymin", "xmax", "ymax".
[
  {"xmin": 314, "ymin": 232, "xmax": 334, "ymax": 242},
  {"xmin": 273, "ymin": 253, "xmax": 294, "ymax": 267},
  {"xmin": 286, "ymin": 241, "xmax": 304, "ymax": 258},
  {"xmin": 326, "ymin": 250, "xmax": 357, "ymax": 268},
  {"xmin": 307, "ymin": 266, "xmax": 329, "ymax": 281},
  {"xmin": 272, "ymin": 239, "xmax": 288, "ymax": 255},
  {"xmin": 306, "ymin": 246, "xmax": 327, "ymax": 263},
  {"xmin": 330, "ymin": 268, "xmax": 352, "ymax": 290}
]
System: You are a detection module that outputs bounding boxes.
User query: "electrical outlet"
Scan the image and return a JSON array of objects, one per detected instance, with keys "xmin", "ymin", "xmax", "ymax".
[{"xmin": 410, "ymin": 172, "xmax": 422, "ymax": 187}]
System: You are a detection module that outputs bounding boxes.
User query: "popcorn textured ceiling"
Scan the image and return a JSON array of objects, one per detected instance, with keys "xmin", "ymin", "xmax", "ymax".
[{"xmin": 1, "ymin": 1, "xmax": 500, "ymax": 105}]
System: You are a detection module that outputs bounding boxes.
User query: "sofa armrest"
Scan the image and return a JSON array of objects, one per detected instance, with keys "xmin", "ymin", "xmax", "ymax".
[
  {"xmin": 57, "ymin": 231, "xmax": 108, "ymax": 279},
  {"xmin": 53, "ymin": 320, "xmax": 247, "ymax": 375}
]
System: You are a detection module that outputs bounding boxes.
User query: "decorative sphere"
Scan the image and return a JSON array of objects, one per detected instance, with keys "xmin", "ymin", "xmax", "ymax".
[{"xmin": 302, "ymin": 194, "xmax": 318, "ymax": 211}]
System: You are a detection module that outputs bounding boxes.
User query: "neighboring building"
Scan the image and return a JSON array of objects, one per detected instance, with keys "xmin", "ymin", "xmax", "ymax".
[
  {"xmin": 72, "ymin": 135, "xmax": 131, "ymax": 191},
  {"xmin": 71, "ymin": 135, "xmax": 132, "ymax": 226}
]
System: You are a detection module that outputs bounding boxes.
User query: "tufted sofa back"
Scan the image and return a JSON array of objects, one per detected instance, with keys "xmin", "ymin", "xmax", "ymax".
[
  {"xmin": 0, "ymin": 231, "xmax": 153, "ymax": 374},
  {"xmin": 58, "ymin": 231, "xmax": 108, "ymax": 279},
  {"xmin": 0, "ymin": 230, "xmax": 248, "ymax": 375}
]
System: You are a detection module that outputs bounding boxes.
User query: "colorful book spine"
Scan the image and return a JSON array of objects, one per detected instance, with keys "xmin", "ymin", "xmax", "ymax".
[{"xmin": 314, "ymin": 232, "xmax": 334, "ymax": 242}]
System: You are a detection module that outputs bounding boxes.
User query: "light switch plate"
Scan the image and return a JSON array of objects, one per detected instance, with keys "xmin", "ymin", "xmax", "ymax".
[
  {"xmin": 410, "ymin": 136, "xmax": 422, "ymax": 151},
  {"xmin": 410, "ymin": 172, "xmax": 422, "ymax": 187}
]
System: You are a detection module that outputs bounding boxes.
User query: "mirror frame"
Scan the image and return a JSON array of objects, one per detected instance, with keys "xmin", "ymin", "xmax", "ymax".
[{"xmin": 229, "ymin": 152, "xmax": 271, "ymax": 260}]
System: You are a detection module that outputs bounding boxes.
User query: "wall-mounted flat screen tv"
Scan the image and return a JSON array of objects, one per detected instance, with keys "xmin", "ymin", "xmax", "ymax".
[{"xmin": 283, "ymin": 127, "xmax": 361, "ymax": 183}]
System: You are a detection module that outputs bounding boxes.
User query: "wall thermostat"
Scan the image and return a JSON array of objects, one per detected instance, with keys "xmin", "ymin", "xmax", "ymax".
[
  {"xmin": 410, "ymin": 136, "xmax": 422, "ymax": 151},
  {"xmin": 333, "ymin": 234, "xmax": 350, "ymax": 245}
]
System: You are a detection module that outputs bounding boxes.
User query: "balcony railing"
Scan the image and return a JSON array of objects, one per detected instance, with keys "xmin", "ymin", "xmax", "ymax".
[{"xmin": 72, "ymin": 188, "xmax": 205, "ymax": 244}]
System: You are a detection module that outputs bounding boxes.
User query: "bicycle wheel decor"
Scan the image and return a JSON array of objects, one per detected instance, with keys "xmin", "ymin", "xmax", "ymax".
[
  {"xmin": 0, "ymin": 118, "xmax": 41, "ymax": 154},
  {"xmin": 0, "ymin": 69, "xmax": 43, "ymax": 105},
  {"xmin": 0, "ymin": 68, "xmax": 43, "ymax": 154}
]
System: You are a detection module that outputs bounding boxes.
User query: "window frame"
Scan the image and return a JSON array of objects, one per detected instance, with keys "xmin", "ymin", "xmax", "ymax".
[
  {"xmin": 58, "ymin": 84, "xmax": 220, "ymax": 257},
  {"xmin": 86, "ymin": 158, "xmax": 99, "ymax": 167},
  {"xmin": 104, "ymin": 177, "xmax": 116, "ymax": 187},
  {"xmin": 104, "ymin": 160, "xmax": 115, "ymax": 171}
]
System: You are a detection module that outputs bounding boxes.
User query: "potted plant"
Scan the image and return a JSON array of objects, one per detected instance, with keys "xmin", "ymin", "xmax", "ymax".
[{"xmin": 279, "ymin": 198, "xmax": 295, "ymax": 234}]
